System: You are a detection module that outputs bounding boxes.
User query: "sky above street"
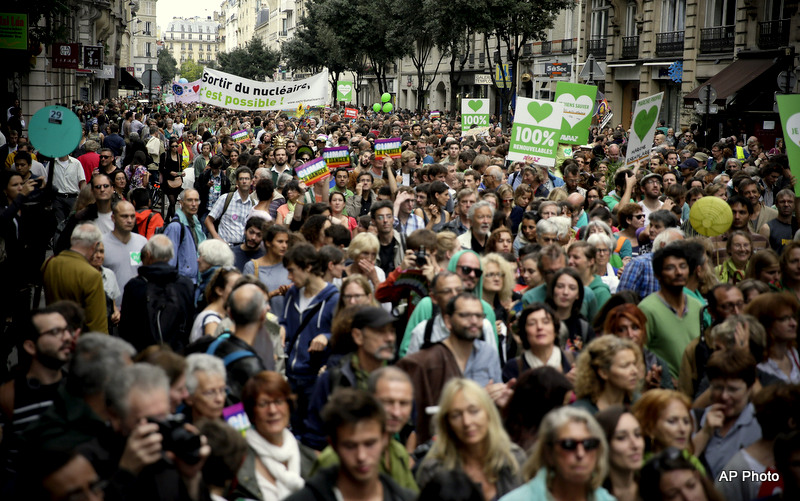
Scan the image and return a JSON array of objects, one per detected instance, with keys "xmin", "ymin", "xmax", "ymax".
[{"xmin": 156, "ymin": 0, "xmax": 223, "ymax": 35}]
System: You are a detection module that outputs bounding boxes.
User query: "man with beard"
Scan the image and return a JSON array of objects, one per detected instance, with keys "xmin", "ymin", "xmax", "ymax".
[
  {"xmin": 639, "ymin": 173, "xmax": 664, "ymax": 225},
  {"xmin": 0, "ymin": 307, "xmax": 76, "ymax": 478},
  {"xmin": 456, "ymin": 201, "xmax": 493, "ymax": 254},
  {"xmin": 759, "ymin": 188, "xmax": 797, "ymax": 254},
  {"xmin": 437, "ymin": 188, "xmax": 475, "ymax": 236},
  {"xmin": 231, "ymin": 217, "xmax": 266, "ymax": 271},
  {"xmin": 397, "ymin": 293, "xmax": 502, "ymax": 443},
  {"xmin": 270, "ymin": 147, "xmax": 290, "ymax": 184},
  {"xmin": 738, "ymin": 178, "xmax": 777, "ymax": 234},
  {"xmin": 302, "ymin": 307, "xmax": 398, "ymax": 450}
]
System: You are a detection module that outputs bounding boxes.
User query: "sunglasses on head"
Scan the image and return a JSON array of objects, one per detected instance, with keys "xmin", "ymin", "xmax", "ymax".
[
  {"xmin": 459, "ymin": 265, "xmax": 483, "ymax": 278},
  {"xmin": 555, "ymin": 438, "xmax": 600, "ymax": 452}
]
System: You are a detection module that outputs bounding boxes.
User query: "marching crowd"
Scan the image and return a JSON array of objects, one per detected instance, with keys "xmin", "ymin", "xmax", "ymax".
[{"xmin": 0, "ymin": 97, "xmax": 798, "ymax": 501}]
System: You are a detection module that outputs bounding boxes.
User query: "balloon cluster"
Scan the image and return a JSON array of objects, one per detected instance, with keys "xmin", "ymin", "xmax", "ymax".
[{"xmin": 372, "ymin": 93, "xmax": 393, "ymax": 113}]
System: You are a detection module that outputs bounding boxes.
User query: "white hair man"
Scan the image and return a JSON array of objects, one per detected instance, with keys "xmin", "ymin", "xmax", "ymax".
[{"xmin": 185, "ymin": 354, "xmax": 227, "ymax": 420}]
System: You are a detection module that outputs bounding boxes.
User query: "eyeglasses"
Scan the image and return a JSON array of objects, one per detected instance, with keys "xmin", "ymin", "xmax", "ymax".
[
  {"xmin": 98, "ymin": 155, "xmax": 112, "ymax": 159},
  {"xmin": 199, "ymin": 387, "xmax": 226, "ymax": 399},
  {"xmin": 459, "ymin": 265, "xmax": 483, "ymax": 277},
  {"xmin": 93, "ymin": 184, "xmax": 111, "ymax": 189},
  {"xmin": 484, "ymin": 272, "xmax": 503, "ymax": 279},
  {"xmin": 256, "ymin": 398, "xmax": 287, "ymax": 408},
  {"xmin": 718, "ymin": 301, "xmax": 744, "ymax": 312},
  {"xmin": 633, "ymin": 214, "xmax": 646, "ymax": 219},
  {"xmin": 40, "ymin": 326, "xmax": 73, "ymax": 337},
  {"xmin": 299, "ymin": 157, "xmax": 311, "ymax": 162},
  {"xmin": 502, "ymin": 198, "xmax": 514, "ymax": 203},
  {"xmin": 595, "ymin": 248, "xmax": 611, "ymax": 254},
  {"xmin": 554, "ymin": 438, "xmax": 601, "ymax": 452}
]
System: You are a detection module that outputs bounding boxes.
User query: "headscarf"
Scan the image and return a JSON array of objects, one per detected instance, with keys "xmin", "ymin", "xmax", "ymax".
[{"xmin": 447, "ymin": 249, "xmax": 484, "ymax": 299}]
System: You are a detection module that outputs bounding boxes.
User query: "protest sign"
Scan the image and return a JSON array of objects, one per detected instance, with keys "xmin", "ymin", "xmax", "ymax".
[
  {"xmin": 507, "ymin": 97, "xmax": 563, "ymax": 167},
  {"xmin": 231, "ymin": 129, "xmax": 249, "ymax": 144},
  {"xmin": 344, "ymin": 107, "xmax": 358, "ymax": 119},
  {"xmin": 323, "ymin": 146, "xmax": 351, "ymax": 171},
  {"xmin": 430, "ymin": 111, "xmax": 441, "ymax": 120},
  {"xmin": 554, "ymin": 82, "xmax": 597, "ymax": 144},
  {"xmin": 199, "ymin": 67, "xmax": 328, "ymax": 111},
  {"xmin": 337, "ymin": 81, "xmax": 354, "ymax": 102},
  {"xmin": 172, "ymin": 79, "xmax": 202, "ymax": 104},
  {"xmin": 777, "ymin": 94, "xmax": 800, "ymax": 196},
  {"xmin": 624, "ymin": 93, "xmax": 664, "ymax": 169},
  {"xmin": 295, "ymin": 157, "xmax": 329, "ymax": 186},
  {"xmin": 223, "ymin": 403, "xmax": 250, "ymax": 436},
  {"xmin": 375, "ymin": 138, "xmax": 402, "ymax": 160},
  {"xmin": 461, "ymin": 98, "xmax": 490, "ymax": 132}
]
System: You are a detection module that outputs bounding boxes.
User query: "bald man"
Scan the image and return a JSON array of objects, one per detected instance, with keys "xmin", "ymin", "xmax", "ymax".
[{"xmin": 103, "ymin": 200, "xmax": 148, "ymax": 302}]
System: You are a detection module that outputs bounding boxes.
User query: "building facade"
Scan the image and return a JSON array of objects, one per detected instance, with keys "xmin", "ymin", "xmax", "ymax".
[
  {"xmin": 164, "ymin": 16, "xmax": 223, "ymax": 66},
  {"xmin": 129, "ymin": 0, "xmax": 159, "ymax": 79}
]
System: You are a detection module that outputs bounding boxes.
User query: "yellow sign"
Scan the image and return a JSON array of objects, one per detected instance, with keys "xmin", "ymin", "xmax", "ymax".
[
  {"xmin": 0, "ymin": 13, "xmax": 27, "ymax": 51},
  {"xmin": 495, "ymin": 64, "xmax": 512, "ymax": 89}
]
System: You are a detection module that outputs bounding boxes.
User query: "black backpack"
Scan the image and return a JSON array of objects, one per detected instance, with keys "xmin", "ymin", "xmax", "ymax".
[{"xmin": 143, "ymin": 277, "xmax": 188, "ymax": 352}]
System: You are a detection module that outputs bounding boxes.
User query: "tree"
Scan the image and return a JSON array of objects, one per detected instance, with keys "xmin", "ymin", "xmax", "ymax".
[
  {"xmin": 217, "ymin": 37, "xmax": 280, "ymax": 80},
  {"xmin": 179, "ymin": 60, "xmax": 203, "ymax": 81},
  {"xmin": 157, "ymin": 49, "xmax": 177, "ymax": 84},
  {"xmin": 475, "ymin": 0, "xmax": 574, "ymax": 126}
]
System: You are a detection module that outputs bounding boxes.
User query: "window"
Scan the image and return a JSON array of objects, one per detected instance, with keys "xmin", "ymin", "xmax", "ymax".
[
  {"xmin": 765, "ymin": 0, "xmax": 790, "ymax": 20},
  {"xmin": 661, "ymin": 0, "xmax": 686, "ymax": 32},
  {"xmin": 207, "ymin": 44, "xmax": 211, "ymax": 51},
  {"xmin": 145, "ymin": 21, "xmax": 151, "ymax": 35},
  {"xmin": 181, "ymin": 43, "xmax": 185, "ymax": 49},
  {"xmin": 625, "ymin": 1, "xmax": 637, "ymax": 35},
  {"xmin": 590, "ymin": 0, "xmax": 609, "ymax": 39},
  {"xmin": 706, "ymin": 0, "xmax": 735, "ymax": 26},
  {"xmin": 145, "ymin": 42, "xmax": 152, "ymax": 57},
  {"xmin": 188, "ymin": 33, "xmax": 192, "ymax": 40},
  {"xmin": 189, "ymin": 43, "xmax": 193, "ymax": 49}
]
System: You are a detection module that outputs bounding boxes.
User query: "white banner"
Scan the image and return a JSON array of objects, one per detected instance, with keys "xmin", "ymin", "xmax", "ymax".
[
  {"xmin": 624, "ymin": 92, "xmax": 664, "ymax": 169},
  {"xmin": 172, "ymin": 79, "xmax": 202, "ymax": 104},
  {"xmin": 199, "ymin": 68, "xmax": 329, "ymax": 111}
]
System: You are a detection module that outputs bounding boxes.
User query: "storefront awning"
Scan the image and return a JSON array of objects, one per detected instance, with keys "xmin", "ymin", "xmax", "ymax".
[
  {"xmin": 684, "ymin": 58, "xmax": 775, "ymax": 105},
  {"xmin": 119, "ymin": 68, "xmax": 143, "ymax": 90}
]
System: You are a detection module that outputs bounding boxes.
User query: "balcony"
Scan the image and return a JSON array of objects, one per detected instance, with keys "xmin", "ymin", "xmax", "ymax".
[
  {"xmin": 758, "ymin": 19, "xmax": 790, "ymax": 49},
  {"xmin": 587, "ymin": 38, "xmax": 607, "ymax": 59},
  {"xmin": 655, "ymin": 31, "xmax": 684, "ymax": 57},
  {"xmin": 469, "ymin": 53, "xmax": 475, "ymax": 67},
  {"xmin": 541, "ymin": 41, "xmax": 551, "ymax": 55},
  {"xmin": 278, "ymin": 30, "xmax": 287, "ymax": 37},
  {"xmin": 621, "ymin": 36, "xmax": 639, "ymax": 59},
  {"xmin": 700, "ymin": 25, "xmax": 734, "ymax": 53},
  {"xmin": 561, "ymin": 38, "xmax": 574, "ymax": 53},
  {"xmin": 522, "ymin": 43, "xmax": 532, "ymax": 57}
]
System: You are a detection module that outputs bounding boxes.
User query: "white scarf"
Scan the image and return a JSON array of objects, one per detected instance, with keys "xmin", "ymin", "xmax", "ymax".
[
  {"xmin": 246, "ymin": 427, "xmax": 305, "ymax": 500},
  {"xmin": 524, "ymin": 347, "xmax": 562, "ymax": 370}
]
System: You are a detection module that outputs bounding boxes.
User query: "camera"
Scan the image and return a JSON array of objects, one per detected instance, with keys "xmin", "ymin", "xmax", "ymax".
[
  {"xmin": 147, "ymin": 414, "xmax": 203, "ymax": 465},
  {"xmin": 415, "ymin": 245, "xmax": 427, "ymax": 268}
]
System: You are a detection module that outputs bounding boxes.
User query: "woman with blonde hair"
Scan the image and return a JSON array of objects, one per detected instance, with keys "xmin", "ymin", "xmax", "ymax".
[
  {"xmin": 632, "ymin": 389, "xmax": 707, "ymax": 475},
  {"xmin": 481, "ymin": 253, "xmax": 515, "ymax": 354},
  {"xmin": 435, "ymin": 231, "xmax": 459, "ymax": 271},
  {"xmin": 497, "ymin": 184, "xmax": 515, "ymax": 221},
  {"xmin": 572, "ymin": 335, "xmax": 642, "ymax": 414},
  {"xmin": 344, "ymin": 232, "xmax": 384, "ymax": 292},
  {"xmin": 417, "ymin": 378, "xmax": 525, "ymax": 501},
  {"xmin": 501, "ymin": 406, "xmax": 614, "ymax": 501}
]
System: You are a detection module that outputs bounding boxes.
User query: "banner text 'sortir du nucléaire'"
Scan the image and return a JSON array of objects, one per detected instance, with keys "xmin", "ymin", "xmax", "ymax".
[{"xmin": 199, "ymin": 68, "xmax": 329, "ymax": 111}]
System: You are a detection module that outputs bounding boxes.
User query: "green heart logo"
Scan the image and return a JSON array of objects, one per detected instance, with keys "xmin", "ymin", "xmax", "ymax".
[
  {"xmin": 527, "ymin": 102, "xmax": 553, "ymax": 123},
  {"xmin": 633, "ymin": 106, "xmax": 658, "ymax": 142},
  {"xmin": 468, "ymin": 100, "xmax": 483, "ymax": 112}
]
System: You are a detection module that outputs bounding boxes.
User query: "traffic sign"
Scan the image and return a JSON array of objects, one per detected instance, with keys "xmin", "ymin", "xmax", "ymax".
[
  {"xmin": 697, "ymin": 84, "xmax": 717, "ymax": 105},
  {"xmin": 694, "ymin": 102, "xmax": 718, "ymax": 114},
  {"xmin": 29, "ymin": 106, "xmax": 83, "ymax": 158},
  {"xmin": 579, "ymin": 55, "xmax": 605, "ymax": 82}
]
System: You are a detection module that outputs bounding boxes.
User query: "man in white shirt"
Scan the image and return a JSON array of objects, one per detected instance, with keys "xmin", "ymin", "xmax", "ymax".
[{"xmin": 52, "ymin": 154, "xmax": 86, "ymax": 226}]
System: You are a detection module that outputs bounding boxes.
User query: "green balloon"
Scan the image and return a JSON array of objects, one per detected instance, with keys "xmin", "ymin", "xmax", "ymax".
[
  {"xmin": 381, "ymin": 93, "xmax": 391, "ymax": 103},
  {"xmin": 373, "ymin": 103, "xmax": 381, "ymax": 112},
  {"xmin": 382, "ymin": 102, "xmax": 393, "ymax": 113}
]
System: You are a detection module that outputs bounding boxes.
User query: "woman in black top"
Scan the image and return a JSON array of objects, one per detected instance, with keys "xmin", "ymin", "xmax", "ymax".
[{"xmin": 160, "ymin": 138, "xmax": 184, "ymax": 221}]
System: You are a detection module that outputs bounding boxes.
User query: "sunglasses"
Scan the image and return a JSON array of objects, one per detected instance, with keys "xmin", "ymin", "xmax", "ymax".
[
  {"xmin": 555, "ymin": 438, "xmax": 600, "ymax": 452},
  {"xmin": 459, "ymin": 265, "xmax": 483, "ymax": 278},
  {"xmin": 93, "ymin": 184, "xmax": 111, "ymax": 189},
  {"xmin": 98, "ymin": 155, "xmax": 112, "ymax": 159}
]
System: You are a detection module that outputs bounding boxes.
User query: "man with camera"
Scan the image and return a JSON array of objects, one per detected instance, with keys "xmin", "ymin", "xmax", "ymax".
[{"xmin": 105, "ymin": 364, "xmax": 210, "ymax": 501}]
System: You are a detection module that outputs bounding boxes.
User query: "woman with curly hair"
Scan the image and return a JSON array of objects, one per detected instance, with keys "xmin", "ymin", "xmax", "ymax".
[
  {"xmin": 571, "ymin": 335, "xmax": 642, "ymax": 415},
  {"xmin": 485, "ymin": 227, "xmax": 514, "ymax": 255},
  {"xmin": 604, "ymin": 304, "xmax": 673, "ymax": 389},
  {"xmin": 416, "ymin": 378, "xmax": 525, "ymax": 501}
]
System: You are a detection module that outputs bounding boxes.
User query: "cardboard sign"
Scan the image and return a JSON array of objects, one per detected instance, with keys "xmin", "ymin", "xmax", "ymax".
[
  {"xmin": 461, "ymin": 98, "xmax": 490, "ymax": 132},
  {"xmin": 231, "ymin": 129, "xmax": 249, "ymax": 143},
  {"xmin": 53, "ymin": 43, "xmax": 80, "ymax": 69},
  {"xmin": 554, "ymin": 82, "xmax": 597, "ymax": 145},
  {"xmin": 336, "ymin": 81, "xmax": 354, "ymax": 102},
  {"xmin": 295, "ymin": 157, "xmax": 329, "ymax": 185},
  {"xmin": 375, "ymin": 138, "xmax": 402, "ymax": 160},
  {"xmin": 624, "ymin": 92, "xmax": 665, "ymax": 169},
  {"xmin": 776, "ymin": 94, "xmax": 800, "ymax": 196},
  {"xmin": 507, "ymin": 97, "xmax": 563, "ymax": 167},
  {"xmin": 344, "ymin": 107, "xmax": 358, "ymax": 119},
  {"xmin": 199, "ymin": 67, "xmax": 328, "ymax": 111},
  {"xmin": 323, "ymin": 146, "xmax": 351, "ymax": 171},
  {"xmin": 0, "ymin": 13, "xmax": 27, "ymax": 50}
]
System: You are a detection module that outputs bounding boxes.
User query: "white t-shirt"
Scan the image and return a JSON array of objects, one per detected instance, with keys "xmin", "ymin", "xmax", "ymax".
[{"xmin": 93, "ymin": 210, "xmax": 114, "ymax": 235}]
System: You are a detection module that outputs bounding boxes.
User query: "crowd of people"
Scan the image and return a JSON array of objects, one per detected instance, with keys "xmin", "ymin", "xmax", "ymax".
[{"xmin": 0, "ymin": 96, "xmax": 798, "ymax": 501}]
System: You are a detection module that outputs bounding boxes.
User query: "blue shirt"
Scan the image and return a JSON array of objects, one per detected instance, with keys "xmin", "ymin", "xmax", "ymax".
[
  {"xmin": 698, "ymin": 402, "xmax": 761, "ymax": 477},
  {"xmin": 618, "ymin": 252, "xmax": 659, "ymax": 299},
  {"xmin": 464, "ymin": 338, "xmax": 502, "ymax": 386}
]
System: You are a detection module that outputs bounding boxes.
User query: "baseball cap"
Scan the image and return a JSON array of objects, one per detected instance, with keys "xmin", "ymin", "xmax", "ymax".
[
  {"xmin": 679, "ymin": 158, "xmax": 699, "ymax": 171},
  {"xmin": 693, "ymin": 152, "xmax": 709, "ymax": 163},
  {"xmin": 352, "ymin": 307, "xmax": 395, "ymax": 329}
]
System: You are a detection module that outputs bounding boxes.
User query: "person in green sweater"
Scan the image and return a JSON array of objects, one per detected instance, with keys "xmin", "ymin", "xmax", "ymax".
[
  {"xmin": 568, "ymin": 241, "xmax": 611, "ymax": 312},
  {"xmin": 399, "ymin": 250, "xmax": 497, "ymax": 356},
  {"xmin": 310, "ymin": 367, "xmax": 418, "ymax": 492},
  {"xmin": 638, "ymin": 242, "xmax": 703, "ymax": 379}
]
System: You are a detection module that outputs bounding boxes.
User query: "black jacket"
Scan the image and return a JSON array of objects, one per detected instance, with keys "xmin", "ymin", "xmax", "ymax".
[
  {"xmin": 194, "ymin": 168, "xmax": 232, "ymax": 214},
  {"xmin": 284, "ymin": 466, "xmax": 415, "ymax": 501},
  {"xmin": 119, "ymin": 262, "xmax": 195, "ymax": 353},
  {"xmin": 55, "ymin": 203, "xmax": 99, "ymax": 254}
]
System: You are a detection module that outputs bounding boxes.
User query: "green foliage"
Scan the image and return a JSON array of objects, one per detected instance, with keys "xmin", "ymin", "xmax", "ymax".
[
  {"xmin": 157, "ymin": 49, "xmax": 178, "ymax": 84},
  {"xmin": 217, "ymin": 37, "xmax": 280, "ymax": 80},
  {"xmin": 179, "ymin": 60, "xmax": 203, "ymax": 81}
]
